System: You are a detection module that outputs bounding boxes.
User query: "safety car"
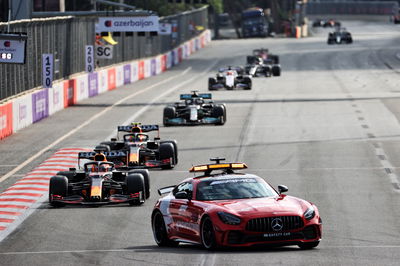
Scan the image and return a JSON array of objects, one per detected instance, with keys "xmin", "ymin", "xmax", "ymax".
[
  {"xmin": 163, "ymin": 91, "xmax": 226, "ymax": 126},
  {"xmin": 151, "ymin": 158, "xmax": 322, "ymax": 250}
]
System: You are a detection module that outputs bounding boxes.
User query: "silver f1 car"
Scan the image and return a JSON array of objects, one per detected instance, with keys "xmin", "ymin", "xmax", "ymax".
[
  {"xmin": 163, "ymin": 91, "xmax": 226, "ymax": 126},
  {"xmin": 327, "ymin": 28, "xmax": 352, "ymax": 44},
  {"xmin": 208, "ymin": 66, "xmax": 252, "ymax": 90},
  {"xmin": 49, "ymin": 152, "xmax": 150, "ymax": 207}
]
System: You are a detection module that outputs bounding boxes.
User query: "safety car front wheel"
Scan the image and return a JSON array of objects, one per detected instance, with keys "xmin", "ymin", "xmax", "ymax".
[{"xmin": 201, "ymin": 216, "xmax": 217, "ymax": 250}]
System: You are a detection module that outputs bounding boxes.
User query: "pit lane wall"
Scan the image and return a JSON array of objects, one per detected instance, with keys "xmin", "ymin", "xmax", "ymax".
[{"xmin": 0, "ymin": 30, "xmax": 211, "ymax": 140}]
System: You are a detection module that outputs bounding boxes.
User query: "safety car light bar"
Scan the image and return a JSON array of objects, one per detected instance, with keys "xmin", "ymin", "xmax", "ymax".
[{"xmin": 189, "ymin": 163, "xmax": 247, "ymax": 173}]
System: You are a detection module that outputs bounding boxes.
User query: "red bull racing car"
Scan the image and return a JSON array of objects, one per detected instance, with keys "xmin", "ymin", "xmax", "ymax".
[
  {"xmin": 49, "ymin": 152, "xmax": 150, "ymax": 207},
  {"xmin": 96, "ymin": 123, "xmax": 178, "ymax": 170},
  {"xmin": 151, "ymin": 158, "xmax": 322, "ymax": 250}
]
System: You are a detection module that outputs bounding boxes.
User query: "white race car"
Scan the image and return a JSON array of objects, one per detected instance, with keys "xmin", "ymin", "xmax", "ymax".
[{"xmin": 208, "ymin": 66, "xmax": 252, "ymax": 90}]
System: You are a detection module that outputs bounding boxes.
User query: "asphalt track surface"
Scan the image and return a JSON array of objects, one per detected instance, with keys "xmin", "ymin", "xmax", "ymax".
[{"xmin": 1, "ymin": 20, "xmax": 400, "ymax": 265}]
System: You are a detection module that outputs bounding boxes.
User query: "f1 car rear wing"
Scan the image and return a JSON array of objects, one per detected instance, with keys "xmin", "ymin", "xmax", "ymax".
[
  {"xmin": 180, "ymin": 93, "xmax": 212, "ymax": 100},
  {"xmin": 117, "ymin": 124, "xmax": 159, "ymax": 133},
  {"xmin": 218, "ymin": 66, "xmax": 243, "ymax": 73},
  {"xmin": 78, "ymin": 151, "xmax": 128, "ymax": 169}
]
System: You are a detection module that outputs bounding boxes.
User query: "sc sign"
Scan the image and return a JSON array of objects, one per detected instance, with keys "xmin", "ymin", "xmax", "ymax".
[
  {"xmin": 95, "ymin": 45, "xmax": 113, "ymax": 59},
  {"xmin": 0, "ymin": 33, "xmax": 27, "ymax": 64}
]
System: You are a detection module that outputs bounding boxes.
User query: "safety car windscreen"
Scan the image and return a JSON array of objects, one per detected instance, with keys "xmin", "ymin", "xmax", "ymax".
[{"xmin": 196, "ymin": 178, "xmax": 277, "ymax": 201}]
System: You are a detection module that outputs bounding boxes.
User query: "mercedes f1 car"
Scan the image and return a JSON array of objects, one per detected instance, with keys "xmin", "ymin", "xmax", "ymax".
[
  {"xmin": 96, "ymin": 123, "xmax": 178, "ymax": 170},
  {"xmin": 208, "ymin": 66, "xmax": 252, "ymax": 90},
  {"xmin": 49, "ymin": 152, "xmax": 150, "ymax": 207},
  {"xmin": 327, "ymin": 28, "xmax": 352, "ymax": 44},
  {"xmin": 245, "ymin": 49, "xmax": 281, "ymax": 77},
  {"xmin": 152, "ymin": 158, "xmax": 322, "ymax": 250},
  {"xmin": 163, "ymin": 92, "xmax": 226, "ymax": 126}
]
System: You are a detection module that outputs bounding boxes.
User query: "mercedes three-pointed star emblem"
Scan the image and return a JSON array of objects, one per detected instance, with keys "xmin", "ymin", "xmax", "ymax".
[{"xmin": 271, "ymin": 218, "xmax": 283, "ymax": 231}]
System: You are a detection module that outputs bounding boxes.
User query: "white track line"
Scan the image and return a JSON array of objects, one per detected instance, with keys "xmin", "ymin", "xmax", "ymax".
[{"xmin": 0, "ymin": 68, "xmax": 192, "ymax": 184}]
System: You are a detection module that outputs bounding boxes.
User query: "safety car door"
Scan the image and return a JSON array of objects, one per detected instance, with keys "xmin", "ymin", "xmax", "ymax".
[{"xmin": 169, "ymin": 182, "xmax": 197, "ymax": 240}]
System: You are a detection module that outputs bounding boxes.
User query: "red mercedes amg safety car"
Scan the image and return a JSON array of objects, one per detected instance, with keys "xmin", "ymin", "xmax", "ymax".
[{"xmin": 151, "ymin": 158, "xmax": 322, "ymax": 250}]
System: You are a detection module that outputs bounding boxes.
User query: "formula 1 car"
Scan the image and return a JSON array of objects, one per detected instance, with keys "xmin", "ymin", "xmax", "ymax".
[
  {"xmin": 49, "ymin": 152, "xmax": 150, "ymax": 207},
  {"xmin": 245, "ymin": 49, "xmax": 281, "ymax": 77},
  {"xmin": 96, "ymin": 123, "xmax": 178, "ymax": 170},
  {"xmin": 327, "ymin": 28, "xmax": 352, "ymax": 44},
  {"xmin": 208, "ymin": 66, "xmax": 252, "ymax": 90},
  {"xmin": 248, "ymin": 48, "xmax": 279, "ymax": 64},
  {"xmin": 152, "ymin": 158, "xmax": 322, "ymax": 250},
  {"xmin": 163, "ymin": 91, "xmax": 226, "ymax": 126},
  {"xmin": 323, "ymin": 19, "xmax": 341, "ymax": 28}
]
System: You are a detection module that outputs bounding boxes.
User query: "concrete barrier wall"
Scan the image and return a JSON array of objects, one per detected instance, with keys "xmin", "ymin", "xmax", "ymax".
[{"xmin": 0, "ymin": 30, "xmax": 211, "ymax": 140}]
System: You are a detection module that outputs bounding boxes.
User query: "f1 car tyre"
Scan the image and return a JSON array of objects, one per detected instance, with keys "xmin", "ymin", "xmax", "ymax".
[
  {"xmin": 208, "ymin": 78, "xmax": 217, "ymax": 91},
  {"xmin": 55, "ymin": 171, "xmax": 75, "ymax": 181},
  {"xmin": 201, "ymin": 216, "xmax": 217, "ymax": 250},
  {"xmin": 212, "ymin": 105, "xmax": 225, "ymax": 125},
  {"xmin": 129, "ymin": 169, "xmax": 150, "ymax": 199},
  {"xmin": 126, "ymin": 173, "xmax": 145, "ymax": 205},
  {"xmin": 271, "ymin": 55, "xmax": 279, "ymax": 64},
  {"xmin": 247, "ymin": 55, "xmax": 257, "ymax": 64},
  {"xmin": 272, "ymin": 65, "xmax": 281, "ymax": 77},
  {"xmin": 327, "ymin": 38, "xmax": 334, "ymax": 45},
  {"xmin": 152, "ymin": 211, "xmax": 179, "ymax": 247},
  {"xmin": 159, "ymin": 143, "xmax": 175, "ymax": 169},
  {"xmin": 49, "ymin": 175, "xmax": 68, "ymax": 207},
  {"xmin": 163, "ymin": 107, "xmax": 176, "ymax": 126},
  {"xmin": 264, "ymin": 65, "xmax": 272, "ymax": 77},
  {"xmin": 243, "ymin": 76, "xmax": 252, "ymax": 90},
  {"xmin": 161, "ymin": 140, "xmax": 178, "ymax": 164},
  {"xmin": 347, "ymin": 38, "xmax": 353, "ymax": 44},
  {"xmin": 298, "ymin": 241, "xmax": 320, "ymax": 250}
]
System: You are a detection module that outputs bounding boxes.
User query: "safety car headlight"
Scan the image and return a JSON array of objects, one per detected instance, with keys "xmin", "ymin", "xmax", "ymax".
[
  {"xmin": 304, "ymin": 206, "xmax": 315, "ymax": 220},
  {"xmin": 217, "ymin": 212, "xmax": 241, "ymax": 225}
]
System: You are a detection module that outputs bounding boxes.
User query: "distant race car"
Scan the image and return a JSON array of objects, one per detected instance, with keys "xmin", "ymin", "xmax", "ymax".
[
  {"xmin": 96, "ymin": 123, "xmax": 178, "ymax": 170},
  {"xmin": 208, "ymin": 66, "xmax": 252, "ymax": 90},
  {"xmin": 245, "ymin": 48, "xmax": 281, "ymax": 77},
  {"xmin": 327, "ymin": 28, "xmax": 352, "ymax": 44},
  {"xmin": 49, "ymin": 152, "xmax": 150, "ymax": 207},
  {"xmin": 151, "ymin": 158, "xmax": 322, "ymax": 250},
  {"xmin": 163, "ymin": 91, "xmax": 226, "ymax": 126},
  {"xmin": 249, "ymin": 48, "xmax": 279, "ymax": 64},
  {"xmin": 323, "ymin": 19, "xmax": 341, "ymax": 28}
]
